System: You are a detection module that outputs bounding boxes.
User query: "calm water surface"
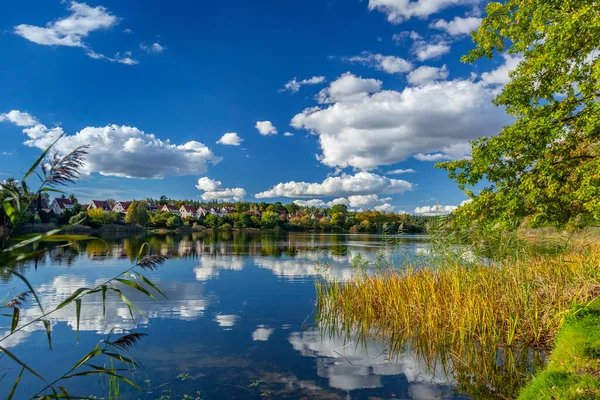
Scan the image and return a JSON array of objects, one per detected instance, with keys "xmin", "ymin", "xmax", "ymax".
[{"xmin": 2, "ymin": 232, "xmax": 474, "ymax": 399}]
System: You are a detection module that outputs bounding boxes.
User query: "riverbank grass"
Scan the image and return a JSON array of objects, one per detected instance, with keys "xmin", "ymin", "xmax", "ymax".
[
  {"xmin": 517, "ymin": 301, "xmax": 600, "ymax": 399},
  {"xmin": 316, "ymin": 251, "xmax": 600, "ymax": 349}
]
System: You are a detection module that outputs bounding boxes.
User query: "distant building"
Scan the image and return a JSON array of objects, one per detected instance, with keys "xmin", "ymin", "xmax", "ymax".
[
  {"xmin": 50, "ymin": 198, "xmax": 75, "ymax": 214},
  {"xmin": 113, "ymin": 201, "xmax": 132, "ymax": 214},
  {"xmin": 197, "ymin": 206, "xmax": 208, "ymax": 218},
  {"xmin": 88, "ymin": 200, "xmax": 111, "ymax": 211},
  {"xmin": 180, "ymin": 205, "xmax": 197, "ymax": 219},
  {"xmin": 146, "ymin": 203, "xmax": 159, "ymax": 214},
  {"xmin": 161, "ymin": 204, "xmax": 180, "ymax": 214}
]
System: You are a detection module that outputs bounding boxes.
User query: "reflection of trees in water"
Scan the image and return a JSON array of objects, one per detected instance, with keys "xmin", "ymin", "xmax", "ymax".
[
  {"xmin": 315, "ymin": 318, "xmax": 545, "ymax": 399},
  {"xmin": 5, "ymin": 232, "xmax": 414, "ymax": 285}
]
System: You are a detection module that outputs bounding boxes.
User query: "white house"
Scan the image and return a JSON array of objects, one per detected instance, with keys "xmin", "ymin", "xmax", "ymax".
[
  {"xmin": 88, "ymin": 200, "xmax": 111, "ymax": 211},
  {"xmin": 180, "ymin": 205, "xmax": 197, "ymax": 219},
  {"xmin": 113, "ymin": 201, "xmax": 132, "ymax": 214},
  {"xmin": 197, "ymin": 206, "xmax": 208, "ymax": 218},
  {"xmin": 161, "ymin": 204, "xmax": 180, "ymax": 214},
  {"xmin": 50, "ymin": 198, "xmax": 75, "ymax": 214}
]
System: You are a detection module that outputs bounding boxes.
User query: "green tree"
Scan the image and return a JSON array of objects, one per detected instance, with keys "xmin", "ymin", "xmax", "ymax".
[
  {"xmin": 166, "ymin": 215, "xmax": 181, "ymax": 228},
  {"xmin": 204, "ymin": 213, "xmax": 219, "ymax": 228},
  {"xmin": 125, "ymin": 200, "xmax": 149, "ymax": 226},
  {"xmin": 330, "ymin": 204, "xmax": 348, "ymax": 216},
  {"xmin": 261, "ymin": 211, "xmax": 279, "ymax": 229},
  {"xmin": 330, "ymin": 213, "xmax": 346, "ymax": 229},
  {"xmin": 439, "ymin": 0, "xmax": 600, "ymax": 230}
]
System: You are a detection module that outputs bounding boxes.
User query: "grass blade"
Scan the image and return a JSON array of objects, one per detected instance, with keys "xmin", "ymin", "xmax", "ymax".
[
  {"xmin": 75, "ymin": 299, "xmax": 81, "ymax": 343},
  {"xmin": 7, "ymin": 366, "xmax": 25, "ymax": 400},
  {"xmin": 10, "ymin": 308, "xmax": 19, "ymax": 333},
  {"xmin": 0, "ymin": 346, "xmax": 45, "ymax": 382}
]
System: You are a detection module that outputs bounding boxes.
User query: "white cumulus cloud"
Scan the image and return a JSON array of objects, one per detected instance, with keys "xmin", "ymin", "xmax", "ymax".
[
  {"xmin": 2, "ymin": 111, "xmax": 221, "ymax": 179},
  {"xmin": 256, "ymin": 172, "xmax": 412, "ymax": 199},
  {"xmin": 196, "ymin": 177, "xmax": 246, "ymax": 201},
  {"xmin": 291, "ymin": 68, "xmax": 512, "ymax": 170},
  {"xmin": 0, "ymin": 110, "xmax": 39, "ymax": 127},
  {"xmin": 368, "ymin": 0, "xmax": 481, "ymax": 24},
  {"xmin": 481, "ymin": 53, "xmax": 523, "ymax": 86},
  {"xmin": 414, "ymin": 204, "xmax": 458, "ymax": 215},
  {"xmin": 216, "ymin": 132, "xmax": 243, "ymax": 146},
  {"xmin": 316, "ymin": 72, "xmax": 382, "ymax": 104},
  {"xmin": 375, "ymin": 203, "xmax": 396, "ymax": 212},
  {"xmin": 407, "ymin": 65, "xmax": 449, "ymax": 86},
  {"xmin": 141, "ymin": 42, "xmax": 166, "ymax": 54},
  {"xmin": 386, "ymin": 168, "xmax": 416, "ymax": 174},
  {"xmin": 431, "ymin": 16, "xmax": 482, "ymax": 36},
  {"xmin": 283, "ymin": 132, "xmax": 294, "ymax": 137},
  {"xmin": 255, "ymin": 120, "xmax": 278, "ymax": 135},
  {"xmin": 413, "ymin": 41, "xmax": 451, "ymax": 61},
  {"xmin": 280, "ymin": 76, "xmax": 326, "ymax": 93},
  {"xmin": 14, "ymin": 1, "xmax": 135, "ymax": 64},
  {"xmin": 344, "ymin": 52, "xmax": 413, "ymax": 74}
]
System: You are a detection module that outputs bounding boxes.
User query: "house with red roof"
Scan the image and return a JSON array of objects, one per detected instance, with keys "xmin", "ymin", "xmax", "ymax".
[
  {"xmin": 88, "ymin": 200, "xmax": 111, "ymax": 211},
  {"xmin": 50, "ymin": 197, "xmax": 75, "ymax": 214},
  {"xmin": 113, "ymin": 201, "xmax": 132, "ymax": 214},
  {"xmin": 180, "ymin": 205, "xmax": 197, "ymax": 218}
]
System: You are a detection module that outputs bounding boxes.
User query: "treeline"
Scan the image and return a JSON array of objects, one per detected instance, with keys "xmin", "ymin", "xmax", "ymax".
[{"xmin": 0, "ymin": 182, "xmax": 437, "ymax": 233}]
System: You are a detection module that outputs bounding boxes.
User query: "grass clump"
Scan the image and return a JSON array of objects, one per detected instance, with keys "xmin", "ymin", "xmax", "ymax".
[
  {"xmin": 517, "ymin": 301, "xmax": 600, "ymax": 400},
  {"xmin": 316, "ymin": 251, "xmax": 600, "ymax": 349}
]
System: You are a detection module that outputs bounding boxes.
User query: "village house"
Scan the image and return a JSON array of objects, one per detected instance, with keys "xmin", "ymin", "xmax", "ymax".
[
  {"xmin": 161, "ymin": 204, "xmax": 180, "ymax": 214},
  {"xmin": 50, "ymin": 197, "xmax": 76, "ymax": 214},
  {"xmin": 197, "ymin": 206, "xmax": 208, "ymax": 218},
  {"xmin": 209, "ymin": 207, "xmax": 221, "ymax": 217},
  {"xmin": 146, "ymin": 203, "xmax": 159, "ymax": 214},
  {"xmin": 88, "ymin": 200, "xmax": 111, "ymax": 211},
  {"xmin": 113, "ymin": 201, "xmax": 132, "ymax": 214},
  {"xmin": 180, "ymin": 205, "xmax": 197, "ymax": 219}
]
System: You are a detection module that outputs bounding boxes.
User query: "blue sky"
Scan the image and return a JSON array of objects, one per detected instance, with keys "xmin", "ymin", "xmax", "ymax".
[{"xmin": 0, "ymin": 0, "xmax": 517, "ymax": 215}]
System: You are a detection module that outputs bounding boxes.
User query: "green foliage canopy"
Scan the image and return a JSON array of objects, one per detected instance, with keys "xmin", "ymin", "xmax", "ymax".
[{"xmin": 438, "ymin": 0, "xmax": 600, "ymax": 231}]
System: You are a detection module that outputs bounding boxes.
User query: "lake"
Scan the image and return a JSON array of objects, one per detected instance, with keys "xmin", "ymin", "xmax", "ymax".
[{"xmin": 1, "ymin": 231, "xmax": 508, "ymax": 399}]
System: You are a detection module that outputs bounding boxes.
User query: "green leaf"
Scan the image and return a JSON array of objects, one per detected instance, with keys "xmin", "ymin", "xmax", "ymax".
[
  {"xmin": 55, "ymin": 287, "xmax": 90, "ymax": 310},
  {"xmin": 7, "ymin": 366, "xmax": 25, "ymax": 400},
  {"xmin": 10, "ymin": 270, "xmax": 46, "ymax": 316},
  {"xmin": 75, "ymin": 299, "xmax": 81, "ymax": 343},
  {"xmin": 2, "ymin": 200, "xmax": 17, "ymax": 226},
  {"xmin": 115, "ymin": 278, "xmax": 155, "ymax": 300},
  {"xmin": 42, "ymin": 320, "xmax": 52, "ymax": 351},
  {"xmin": 0, "ymin": 346, "xmax": 45, "ymax": 382},
  {"xmin": 2, "ymin": 228, "xmax": 66, "ymax": 254},
  {"xmin": 10, "ymin": 308, "xmax": 19, "ymax": 333},
  {"xmin": 134, "ymin": 271, "xmax": 168, "ymax": 299},
  {"xmin": 102, "ymin": 285, "xmax": 107, "ymax": 316},
  {"xmin": 70, "ymin": 347, "xmax": 102, "ymax": 371},
  {"xmin": 22, "ymin": 133, "xmax": 64, "ymax": 187},
  {"xmin": 111, "ymin": 287, "xmax": 146, "ymax": 319},
  {"xmin": 103, "ymin": 352, "xmax": 137, "ymax": 366}
]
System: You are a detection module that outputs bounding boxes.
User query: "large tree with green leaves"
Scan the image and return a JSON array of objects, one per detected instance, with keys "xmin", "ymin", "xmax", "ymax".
[{"xmin": 439, "ymin": 0, "xmax": 600, "ymax": 231}]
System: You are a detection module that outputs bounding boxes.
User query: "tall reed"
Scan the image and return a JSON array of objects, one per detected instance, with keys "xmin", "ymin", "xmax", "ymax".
[{"xmin": 316, "ymin": 251, "xmax": 600, "ymax": 349}]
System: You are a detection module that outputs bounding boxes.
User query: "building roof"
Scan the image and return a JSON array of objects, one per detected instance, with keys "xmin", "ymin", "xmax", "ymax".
[
  {"xmin": 54, "ymin": 197, "xmax": 75, "ymax": 209},
  {"xmin": 117, "ymin": 201, "xmax": 132, "ymax": 210},
  {"xmin": 180, "ymin": 205, "xmax": 196, "ymax": 213},
  {"xmin": 163, "ymin": 204, "xmax": 179, "ymax": 212},
  {"xmin": 90, "ymin": 200, "xmax": 111, "ymax": 210}
]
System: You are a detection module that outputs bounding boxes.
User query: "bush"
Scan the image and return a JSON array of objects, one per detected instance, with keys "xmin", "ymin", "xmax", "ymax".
[
  {"xmin": 220, "ymin": 223, "xmax": 232, "ymax": 231},
  {"xmin": 166, "ymin": 216, "xmax": 181, "ymax": 228}
]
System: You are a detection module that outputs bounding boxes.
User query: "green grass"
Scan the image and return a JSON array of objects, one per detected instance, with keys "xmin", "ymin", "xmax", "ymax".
[{"xmin": 517, "ymin": 301, "xmax": 600, "ymax": 400}]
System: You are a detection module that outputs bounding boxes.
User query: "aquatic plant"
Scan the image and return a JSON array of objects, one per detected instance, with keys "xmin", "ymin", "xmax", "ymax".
[{"xmin": 0, "ymin": 136, "xmax": 167, "ymax": 398}]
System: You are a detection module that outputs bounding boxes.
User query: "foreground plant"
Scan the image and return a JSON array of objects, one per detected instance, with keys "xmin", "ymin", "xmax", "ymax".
[{"xmin": 0, "ymin": 136, "xmax": 168, "ymax": 399}]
